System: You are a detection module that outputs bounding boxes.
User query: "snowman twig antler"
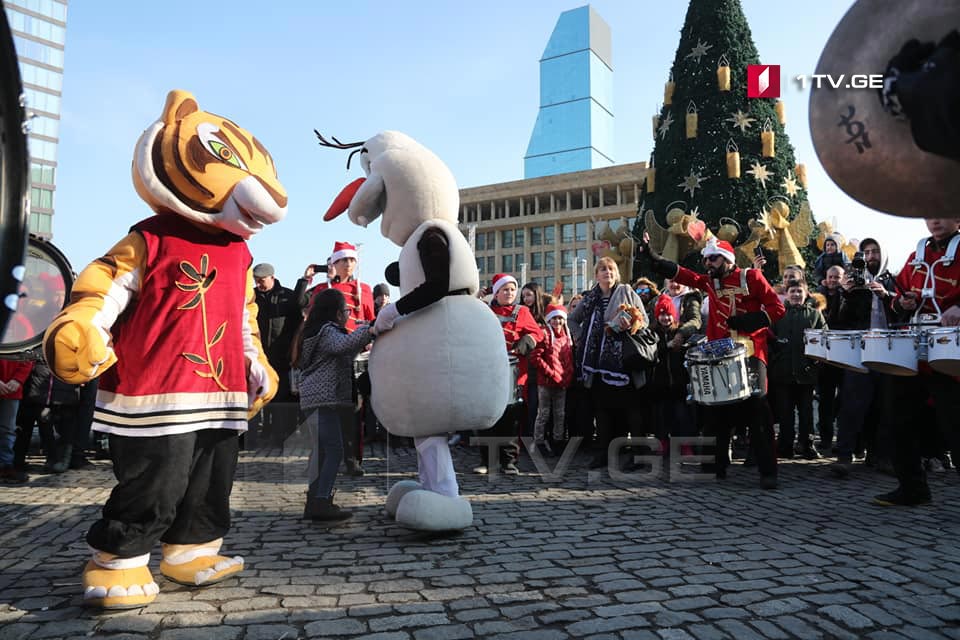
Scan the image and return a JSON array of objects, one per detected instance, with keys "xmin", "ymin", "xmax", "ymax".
[{"xmin": 314, "ymin": 130, "xmax": 367, "ymax": 169}]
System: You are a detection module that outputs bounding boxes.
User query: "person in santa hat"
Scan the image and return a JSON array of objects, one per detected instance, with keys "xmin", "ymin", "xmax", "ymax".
[
  {"xmin": 476, "ymin": 273, "xmax": 543, "ymax": 475},
  {"xmin": 640, "ymin": 235, "xmax": 785, "ymax": 489},
  {"xmin": 530, "ymin": 303, "xmax": 574, "ymax": 457},
  {"xmin": 647, "ymin": 293, "xmax": 695, "ymax": 458},
  {"xmin": 297, "ymin": 241, "xmax": 375, "ymax": 476}
]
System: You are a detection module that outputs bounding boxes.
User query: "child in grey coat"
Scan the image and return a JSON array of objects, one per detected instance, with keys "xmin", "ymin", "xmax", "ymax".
[{"xmin": 295, "ymin": 288, "xmax": 378, "ymax": 521}]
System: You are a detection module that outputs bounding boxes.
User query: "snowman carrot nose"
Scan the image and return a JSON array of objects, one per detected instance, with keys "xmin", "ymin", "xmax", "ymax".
[{"xmin": 323, "ymin": 177, "xmax": 366, "ymax": 221}]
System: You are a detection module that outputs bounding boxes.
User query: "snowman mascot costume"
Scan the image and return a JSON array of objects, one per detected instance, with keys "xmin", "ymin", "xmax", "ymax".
[{"xmin": 319, "ymin": 130, "xmax": 509, "ymax": 531}]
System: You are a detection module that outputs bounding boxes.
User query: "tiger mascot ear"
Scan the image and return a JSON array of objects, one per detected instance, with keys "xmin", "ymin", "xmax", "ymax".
[{"xmin": 161, "ymin": 90, "xmax": 200, "ymax": 125}]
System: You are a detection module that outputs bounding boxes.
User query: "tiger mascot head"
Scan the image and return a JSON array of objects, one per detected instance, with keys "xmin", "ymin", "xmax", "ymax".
[{"xmin": 132, "ymin": 90, "xmax": 287, "ymax": 239}]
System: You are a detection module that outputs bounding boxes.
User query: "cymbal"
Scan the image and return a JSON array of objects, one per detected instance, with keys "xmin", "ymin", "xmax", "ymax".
[{"xmin": 809, "ymin": 0, "xmax": 960, "ymax": 218}]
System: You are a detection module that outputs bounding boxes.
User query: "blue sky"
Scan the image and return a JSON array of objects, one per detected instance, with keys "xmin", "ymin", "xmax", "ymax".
[{"xmin": 51, "ymin": 0, "xmax": 926, "ymax": 292}]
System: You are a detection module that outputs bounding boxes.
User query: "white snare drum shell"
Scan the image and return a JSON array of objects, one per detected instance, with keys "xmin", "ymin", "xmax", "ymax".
[
  {"xmin": 823, "ymin": 330, "xmax": 868, "ymax": 373},
  {"xmin": 803, "ymin": 329, "xmax": 827, "ymax": 362},
  {"xmin": 927, "ymin": 327, "xmax": 960, "ymax": 377},
  {"xmin": 861, "ymin": 330, "xmax": 920, "ymax": 376}
]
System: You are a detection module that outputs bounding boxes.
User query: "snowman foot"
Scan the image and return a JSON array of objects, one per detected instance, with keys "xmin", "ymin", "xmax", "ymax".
[
  {"xmin": 385, "ymin": 479, "xmax": 423, "ymax": 518},
  {"xmin": 395, "ymin": 490, "xmax": 473, "ymax": 531}
]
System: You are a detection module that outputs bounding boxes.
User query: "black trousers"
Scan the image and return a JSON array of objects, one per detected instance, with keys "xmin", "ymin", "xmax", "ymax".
[
  {"xmin": 816, "ymin": 365, "xmax": 843, "ymax": 447},
  {"xmin": 86, "ymin": 429, "xmax": 239, "ymax": 557},
  {"xmin": 775, "ymin": 382, "xmax": 815, "ymax": 453},
  {"xmin": 891, "ymin": 372, "xmax": 960, "ymax": 493},
  {"xmin": 477, "ymin": 403, "xmax": 521, "ymax": 468}
]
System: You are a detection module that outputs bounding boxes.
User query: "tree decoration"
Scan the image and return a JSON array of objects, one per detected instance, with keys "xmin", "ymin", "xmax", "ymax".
[
  {"xmin": 685, "ymin": 39, "xmax": 713, "ymax": 63},
  {"xmin": 781, "ymin": 171, "xmax": 800, "ymax": 198},
  {"xmin": 795, "ymin": 163, "xmax": 808, "ymax": 188},
  {"xmin": 717, "ymin": 54, "xmax": 731, "ymax": 91},
  {"xmin": 686, "ymin": 102, "xmax": 699, "ymax": 139},
  {"xmin": 646, "ymin": 156, "xmax": 656, "ymax": 193},
  {"xmin": 717, "ymin": 216, "xmax": 741, "ymax": 242},
  {"xmin": 746, "ymin": 160, "xmax": 773, "ymax": 187},
  {"xmin": 679, "ymin": 170, "xmax": 707, "ymax": 197},
  {"xmin": 774, "ymin": 99, "xmax": 786, "ymax": 125},
  {"xmin": 761, "ymin": 119, "xmax": 775, "ymax": 157},
  {"xmin": 657, "ymin": 110, "xmax": 674, "ymax": 139},
  {"xmin": 652, "ymin": 114, "xmax": 660, "ymax": 139},
  {"xmin": 664, "ymin": 74, "xmax": 675, "ymax": 106},
  {"xmin": 726, "ymin": 109, "xmax": 755, "ymax": 134},
  {"xmin": 725, "ymin": 139, "xmax": 740, "ymax": 179},
  {"xmin": 644, "ymin": 203, "xmax": 715, "ymax": 263}
]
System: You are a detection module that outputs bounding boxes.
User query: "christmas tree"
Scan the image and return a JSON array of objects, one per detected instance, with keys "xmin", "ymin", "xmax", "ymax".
[{"xmin": 634, "ymin": 0, "xmax": 816, "ymax": 282}]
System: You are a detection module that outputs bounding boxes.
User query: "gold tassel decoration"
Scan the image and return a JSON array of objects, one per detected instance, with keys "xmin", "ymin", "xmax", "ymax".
[
  {"xmin": 767, "ymin": 199, "xmax": 805, "ymax": 273},
  {"xmin": 761, "ymin": 119, "xmax": 775, "ymax": 157},
  {"xmin": 726, "ymin": 139, "xmax": 740, "ymax": 179},
  {"xmin": 664, "ymin": 75, "xmax": 675, "ymax": 106},
  {"xmin": 686, "ymin": 101, "xmax": 698, "ymax": 139},
  {"xmin": 717, "ymin": 54, "xmax": 731, "ymax": 91},
  {"xmin": 774, "ymin": 99, "xmax": 786, "ymax": 125}
]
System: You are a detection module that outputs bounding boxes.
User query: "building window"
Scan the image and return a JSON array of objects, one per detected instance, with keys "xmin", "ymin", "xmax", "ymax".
[
  {"xmin": 544, "ymin": 275, "xmax": 555, "ymax": 291},
  {"xmin": 561, "ymin": 249, "xmax": 575, "ymax": 268},
  {"xmin": 514, "ymin": 229, "xmax": 524, "ymax": 248},
  {"xmin": 12, "ymin": 34, "xmax": 64, "ymax": 67},
  {"xmin": 487, "ymin": 256, "xmax": 495, "ymax": 274},
  {"xmin": 543, "ymin": 225, "xmax": 555, "ymax": 245},
  {"xmin": 30, "ymin": 186, "xmax": 53, "ymax": 209},
  {"xmin": 515, "ymin": 254, "xmax": 524, "ymax": 271},
  {"xmin": 476, "ymin": 256, "xmax": 484, "ymax": 274},
  {"xmin": 475, "ymin": 233, "xmax": 485, "ymax": 251},
  {"xmin": 530, "ymin": 252, "xmax": 542, "ymax": 271},
  {"xmin": 502, "ymin": 254, "xmax": 513, "ymax": 272},
  {"xmin": 561, "ymin": 223, "xmax": 574, "ymax": 244},
  {"xmin": 575, "ymin": 222, "xmax": 587, "ymax": 242},
  {"xmin": 576, "ymin": 247, "xmax": 589, "ymax": 262},
  {"xmin": 23, "ymin": 87, "xmax": 60, "ymax": 115},
  {"xmin": 501, "ymin": 230, "xmax": 513, "ymax": 249},
  {"xmin": 486, "ymin": 231, "xmax": 496, "ymax": 250},
  {"xmin": 561, "ymin": 274, "xmax": 573, "ymax": 293},
  {"xmin": 544, "ymin": 251, "xmax": 555, "ymax": 270},
  {"xmin": 30, "ymin": 162, "xmax": 54, "ymax": 185},
  {"xmin": 7, "ymin": 9, "xmax": 66, "ymax": 44},
  {"xmin": 530, "ymin": 226, "xmax": 542, "ymax": 246}
]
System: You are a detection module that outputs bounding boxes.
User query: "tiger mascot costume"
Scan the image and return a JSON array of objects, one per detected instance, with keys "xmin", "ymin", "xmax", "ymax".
[{"xmin": 43, "ymin": 90, "xmax": 287, "ymax": 609}]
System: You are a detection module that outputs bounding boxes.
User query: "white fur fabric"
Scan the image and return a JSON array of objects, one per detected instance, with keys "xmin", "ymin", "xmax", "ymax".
[
  {"xmin": 385, "ymin": 480, "xmax": 423, "ymax": 517},
  {"xmin": 399, "ymin": 220, "xmax": 479, "ymax": 296},
  {"xmin": 370, "ymin": 295, "xmax": 509, "ymax": 437},
  {"xmin": 395, "ymin": 490, "xmax": 473, "ymax": 531}
]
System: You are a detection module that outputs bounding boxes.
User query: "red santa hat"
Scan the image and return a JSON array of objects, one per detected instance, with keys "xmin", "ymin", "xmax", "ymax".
[
  {"xmin": 330, "ymin": 241, "xmax": 359, "ymax": 263},
  {"xmin": 653, "ymin": 294, "xmax": 679, "ymax": 323},
  {"xmin": 491, "ymin": 273, "xmax": 518, "ymax": 296},
  {"xmin": 701, "ymin": 238, "xmax": 736, "ymax": 264},
  {"xmin": 544, "ymin": 303, "xmax": 567, "ymax": 322}
]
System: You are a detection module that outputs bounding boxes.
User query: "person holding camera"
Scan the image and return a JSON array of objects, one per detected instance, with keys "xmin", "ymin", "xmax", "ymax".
[
  {"xmin": 640, "ymin": 236, "xmax": 785, "ymax": 488},
  {"xmin": 829, "ymin": 238, "xmax": 898, "ymax": 478},
  {"xmin": 873, "ymin": 218, "xmax": 960, "ymax": 506}
]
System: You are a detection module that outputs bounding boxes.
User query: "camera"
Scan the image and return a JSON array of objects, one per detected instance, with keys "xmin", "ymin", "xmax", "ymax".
[
  {"xmin": 850, "ymin": 251, "xmax": 867, "ymax": 287},
  {"xmin": 311, "ymin": 263, "xmax": 329, "ymax": 273}
]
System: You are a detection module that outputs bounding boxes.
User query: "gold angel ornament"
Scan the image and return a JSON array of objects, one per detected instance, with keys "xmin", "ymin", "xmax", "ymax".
[
  {"xmin": 644, "ymin": 206, "xmax": 714, "ymax": 264},
  {"xmin": 736, "ymin": 200, "xmax": 816, "ymax": 275}
]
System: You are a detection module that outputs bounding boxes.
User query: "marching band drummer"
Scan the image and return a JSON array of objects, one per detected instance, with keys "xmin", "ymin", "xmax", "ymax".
[
  {"xmin": 874, "ymin": 218, "xmax": 960, "ymax": 507},
  {"xmin": 640, "ymin": 236, "xmax": 785, "ymax": 489},
  {"xmin": 473, "ymin": 273, "xmax": 543, "ymax": 476}
]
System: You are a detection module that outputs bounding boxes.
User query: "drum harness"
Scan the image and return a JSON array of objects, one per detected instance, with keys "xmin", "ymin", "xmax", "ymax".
[{"xmin": 907, "ymin": 234, "xmax": 960, "ymax": 325}]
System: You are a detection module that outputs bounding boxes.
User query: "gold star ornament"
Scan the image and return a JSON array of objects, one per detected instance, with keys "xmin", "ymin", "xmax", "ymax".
[
  {"xmin": 679, "ymin": 171, "xmax": 708, "ymax": 197},
  {"xmin": 657, "ymin": 111, "xmax": 674, "ymax": 140},
  {"xmin": 726, "ymin": 110, "xmax": 756, "ymax": 134},
  {"xmin": 685, "ymin": 39, "xmax": 713, "ymax": 63},
  {"xmin": 746, "ymin": 161, "xmax": 774, "ymax": 188},
  {"xmin": 781, "ymin": 171, "xmax": 801, "ymax": 197}
]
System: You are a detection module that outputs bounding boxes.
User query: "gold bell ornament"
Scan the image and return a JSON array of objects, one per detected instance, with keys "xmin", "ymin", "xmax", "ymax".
[
  {"xmin": 774, "ymin": 99, "xmax": 786, "ymax": 125},
  {"xmin": 686, "ymin": 101, "xmax": 698, "ymax": 139},
  {"xmin": 717, "ymin": 55, "xmax": 731, "ymax": 91},
  {"xmin": 726, "ymin": 139, "xmax": 740, "ymax": 179},
  {"xmin": 761, "ymin": 119, "xmax": 775, "ymax": 157},
  {"xmin": 717, "ymin": 217, "xmax": 741, "ymax": 243}
]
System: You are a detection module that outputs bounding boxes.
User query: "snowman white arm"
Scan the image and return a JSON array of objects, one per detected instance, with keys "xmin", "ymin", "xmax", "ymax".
[{"xmin": 347, "ymin": 172, "xmax": 385, "ymax": 229}]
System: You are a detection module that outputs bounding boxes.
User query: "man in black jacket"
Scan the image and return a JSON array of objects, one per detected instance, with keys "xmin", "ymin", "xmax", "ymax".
[
  {"xmin": 252, "ymin": 263, "xmax": 303, "ymax": 446},
  {"xmin": 815, "ymin": 265, "xmax": 845, "ymax": 450},
  {"xmin": 830, "ymin": 238, "xmax": 897, "ymax": 477}
]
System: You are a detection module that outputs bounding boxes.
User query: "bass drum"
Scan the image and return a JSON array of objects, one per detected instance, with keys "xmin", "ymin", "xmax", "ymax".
[
  {"xmin": 0, "ymin": 236, "xmax": 74, "ymax": 359},
  {"xmin": 0, "ymin": 9, "xmax": 31, "ymax": 339}
]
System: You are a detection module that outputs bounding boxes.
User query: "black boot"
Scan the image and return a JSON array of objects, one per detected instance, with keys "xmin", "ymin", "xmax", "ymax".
[
  {"xmin": 343, "ymin": 458, "xmax": 365, "ymax": 477},
  {"xmin": 50, "ymin": 443, "xmax": 72, "ymax": 474},
  {"xmin": 303, "ymin": 496, "xmax": 353, "ymax": 521}
]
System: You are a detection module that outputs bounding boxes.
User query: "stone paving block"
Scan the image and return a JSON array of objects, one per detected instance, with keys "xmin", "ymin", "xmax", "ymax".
[
  {"xmin": 412, "ymin": 624, "xmax": 475, "ymax": 640},
  {"xmin": 566, "ymin": 614, "xmax": 652, "ymax": 635},
  {"xmin": 304, "ymin": 617, "xmax": 368, "ymax": 637},
  {"xmin": 368, "ymin": 613, "xmax": 451, "ymax": 632},
  {"xmin": 157, "ymin": 627, "xmax": 241, "ymax": 640},
  {"xmin": 242, "ymin": 624, "xmax": 300, "ymax": 640},
  {"xmin": 687, "ymin": 623, "xmax": 731, "ymax": 640}
]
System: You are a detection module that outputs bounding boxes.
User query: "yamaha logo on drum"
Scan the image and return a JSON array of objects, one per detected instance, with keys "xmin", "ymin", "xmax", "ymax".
[
  {"xmin": 697, "ymin": 365, "xmax": 713, "ymax": 396},
  {"xmin": 937, "ymin": 337, "xmax": 951, "ymax": 344}
]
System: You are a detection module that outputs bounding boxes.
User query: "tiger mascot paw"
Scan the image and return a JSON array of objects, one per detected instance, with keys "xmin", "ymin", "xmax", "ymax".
[
  {"xmin": 44, "ymin": 318, "xmax": 117, "ymax": 385},
  {"xmin": 82, "ymin": 560, "xmax": 159, "ymax": 610},
  {"xmin": 160, "ymin": 543, "xmax": 244, "ymax": 587}
]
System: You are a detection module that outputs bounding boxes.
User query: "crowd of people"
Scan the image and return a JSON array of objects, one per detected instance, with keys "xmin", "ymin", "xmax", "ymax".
[{"xmin": 3, "ymin": 219, "xmax": 958, "ymax": 515}]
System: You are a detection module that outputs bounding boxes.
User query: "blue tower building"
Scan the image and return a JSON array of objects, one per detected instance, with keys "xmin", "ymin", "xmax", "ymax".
[{"xmin": 524, "ymin": 5, "xmax": 614, "ymax": 179}]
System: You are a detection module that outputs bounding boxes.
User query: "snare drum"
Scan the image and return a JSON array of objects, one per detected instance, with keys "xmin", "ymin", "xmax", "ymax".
[
  {"xmin": 862, "ymin": 330, "xmax": 922, "ymax": 376},
  {"xmin": 803, "ymin": 328, "xmax": 827, "ymax": 362},
  {"xmin": 685, "ymin": 343, "xmax": 751, "ymax": 405},
  {"xmin": 926, "ymin": 327, "xmax": 960, "ymax": 376},
  {"xmin": 823, "ymin": 330, "xmax": 867, "ymax": 373}
]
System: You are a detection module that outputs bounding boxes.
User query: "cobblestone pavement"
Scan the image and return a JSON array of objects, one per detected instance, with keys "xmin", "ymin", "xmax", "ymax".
[{"xmin": 2, "ymin": 438, "xmax": 960, "ymax": 640}]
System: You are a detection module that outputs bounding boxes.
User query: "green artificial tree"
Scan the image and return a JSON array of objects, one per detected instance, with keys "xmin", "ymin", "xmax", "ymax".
[{"xmin": 634, "ymin": 0, "xmax": 818, "ymax": 283}]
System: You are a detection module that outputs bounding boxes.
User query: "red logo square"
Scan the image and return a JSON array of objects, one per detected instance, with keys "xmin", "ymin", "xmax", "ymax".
[{"xmin": 747, "ymin": 65, "xmax": 780, "ymax": 98}]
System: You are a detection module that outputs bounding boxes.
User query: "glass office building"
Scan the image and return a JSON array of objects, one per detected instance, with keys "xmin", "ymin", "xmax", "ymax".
[
  {"xmin": 524, "ymin": 5, "xmax": 614, "ymax": 179},
  {"xmin": 4, "ymin": 0, "xmax": 67, "ymax": 239}
]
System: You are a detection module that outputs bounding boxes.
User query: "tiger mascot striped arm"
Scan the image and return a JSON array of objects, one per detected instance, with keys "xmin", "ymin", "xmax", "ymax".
[{"xmin": 43, "ymin": 89, "xmax": 285, "ymax": 417}]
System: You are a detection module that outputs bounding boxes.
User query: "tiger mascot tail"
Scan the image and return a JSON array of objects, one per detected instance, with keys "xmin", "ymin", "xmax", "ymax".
[{"xmin": 43, "ymin": 90, "xmax": 287, "ymax": 610}]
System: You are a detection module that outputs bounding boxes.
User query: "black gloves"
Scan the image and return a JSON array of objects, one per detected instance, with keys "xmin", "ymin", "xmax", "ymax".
[
  {"xmin": 881, "ymin": 30, "xmax": 960, "ymax": 160},
  {"xmin": 726, "ymin": 311, "xmax": 769, "ymax": 333},
  {"xmin": 515, "ymin": 334, "xmax": 537, "ymax": 356},
  {"xmin": 639, "ymin": 236, "xmax": 679, "ymax": 278}
]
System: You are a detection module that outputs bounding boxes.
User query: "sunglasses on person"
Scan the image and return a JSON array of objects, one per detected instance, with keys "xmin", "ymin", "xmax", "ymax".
[
  {"xmin": 702, "ymin": 255, "xmax": 725, "ymax": 264},
  {"xmin": 635, "ymin": 287, "xmax": 651, "ymax": 295}
]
